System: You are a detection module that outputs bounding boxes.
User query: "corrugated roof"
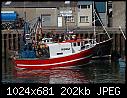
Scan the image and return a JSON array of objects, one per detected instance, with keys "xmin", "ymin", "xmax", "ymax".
[
  {"xmin": 1, "ymin": 1, "xmax": 77, "ymax": 8},
  {"xmin": 77, "ymin": 1, "xmax": 93, "ymax": 5},
  {"xmin": 2, "ymin": 1, "xmax": 65, "ymax": 8}
]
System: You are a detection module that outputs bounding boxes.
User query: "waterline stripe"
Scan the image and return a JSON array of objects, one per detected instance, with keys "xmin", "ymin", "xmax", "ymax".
[{"xmin": 17, "ymin": 54, "xmax": 93, "ymax": 67}]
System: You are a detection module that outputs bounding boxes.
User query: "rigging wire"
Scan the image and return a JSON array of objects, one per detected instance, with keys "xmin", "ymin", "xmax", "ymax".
[{"xmin": 94, "ymin": 10, "xmax": 110, "ymax": 39}]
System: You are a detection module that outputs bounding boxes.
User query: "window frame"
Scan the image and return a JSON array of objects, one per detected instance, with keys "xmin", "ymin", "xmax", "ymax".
[
  {"xmin": 80, "ymin": 5, "xmax": 91, "ymax": 9},
  {"xmin": 80, "ymin": 16, "xmax": 89, "ymax": 23},
  {"xmin": 81, "ymin": 5, "xmax": 87, "ymax": 9},
  {"xmin": 73, "ymin": 42, "xmax": 76, "ymax": 46},
  {"xmin": 66, "ymin": 16, "xmax": 75, "ymax": 23}
]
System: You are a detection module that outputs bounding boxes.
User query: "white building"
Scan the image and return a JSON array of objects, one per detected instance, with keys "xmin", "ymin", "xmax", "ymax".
[{"xmin": 77, "ymin": 1, "xmax": 93, "ymax": 27}]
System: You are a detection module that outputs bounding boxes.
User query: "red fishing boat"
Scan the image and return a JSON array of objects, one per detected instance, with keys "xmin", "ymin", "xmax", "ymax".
[{"xmin": 14, "ymin": 38, "xmax": 96, "ymax": 69}]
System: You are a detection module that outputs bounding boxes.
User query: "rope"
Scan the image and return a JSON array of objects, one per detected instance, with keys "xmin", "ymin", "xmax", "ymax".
[{"xmin": 119, "ymin": 26, "xmax": 126, "ymax": 40}]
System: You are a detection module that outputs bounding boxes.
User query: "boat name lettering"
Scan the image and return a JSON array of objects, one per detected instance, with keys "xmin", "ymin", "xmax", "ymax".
[{"xmin": 61, "ymin": 48, "xmax": 70, "ymax": 50}]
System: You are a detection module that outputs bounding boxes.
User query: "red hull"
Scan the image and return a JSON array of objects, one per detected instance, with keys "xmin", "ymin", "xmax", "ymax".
[{"xmin": 14, "ymin": 47, "xmax": 94, "ymax": 69}]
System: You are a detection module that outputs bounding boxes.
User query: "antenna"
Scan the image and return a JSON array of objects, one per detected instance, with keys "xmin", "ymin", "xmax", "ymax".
[
  {"xmin": 23, "ymin": 1, "xmax": 26, "ymax": 21},
  {"xmin": 65, "ymin": 1, "xmax": 70, "ymax": 33}
]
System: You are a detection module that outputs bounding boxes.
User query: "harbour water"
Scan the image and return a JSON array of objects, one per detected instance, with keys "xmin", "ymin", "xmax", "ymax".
[{"xmin": 2, "ymin": 56, "xmax": 126, "ymax": 84}]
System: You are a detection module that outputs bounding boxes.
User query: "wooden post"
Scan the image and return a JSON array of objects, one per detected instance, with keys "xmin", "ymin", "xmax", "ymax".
[
  {"xmin": 11, "ymin": 34, "xmax": 14, "ymax": 50},
  {"xmin": 88, "ymin": 33, "xmax": 89, "ymax": 39},
  {"xmin": 15, "ymin": 34, "xmax": 18, "ymax": 50},
  {"xmin": 8, "ymin": 34, "xmax": 11, "ymax": 50},
  {"xmin": 113, "ymin": 34, "xmax": 115, "ymax": 51},
  {"xmin": 78, "ymin": 33, "xmax": 80, "ymax": 39},
  {"xmin": 2, "ymin": 34, "xmax": 5, "ymax": 56},
  {"xmin": 4, "ymin": 34, "xmax": 7, "ymax": 73},
  {"xmin": 13, "ymin": 34, "xmax": 15, "ymax": 50},
  {"xmin": 115, "ymin": 34, "xmax": 117, "ymax": 51},
  {"xmin": 120, "ymin": 34, "xmax": 122, "ymax": 56},
  {"xmin": 117, "ymin": 34, "xmax": 120, "ymax": 53},
  {"xmin": 18, "ymin": 34, "xmax": 21, "ymax": 50},
  {"xmin": 6, "ymin": 34, "xmax": 9, "ymax": 51},
  {"xmin": 98, "ymin": 34, "xmax": 100, "ymax": 43},
  {"xmin": 83, "ymin": 33, "xmax": 85, "ymax": 39},
  {"xmin": 2, "ymin": 34, "xmax": 5, "ymax": 76},
  {"xmin": 86, "ymin": 33, "xmax": 88, "ymax": 38},
  {"xmin": 122, "ymin": 34, "xmax": 125, "ymax": 57}
]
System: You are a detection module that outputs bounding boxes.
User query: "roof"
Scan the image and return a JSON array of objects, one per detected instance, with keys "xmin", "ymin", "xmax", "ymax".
[
  {"xmin": 77, "ymin": 1, "xmax": 93, "ymax": 5},
  {"xmin": 1, "ymin": 1, "xmax": 76, "ymax": 8}
]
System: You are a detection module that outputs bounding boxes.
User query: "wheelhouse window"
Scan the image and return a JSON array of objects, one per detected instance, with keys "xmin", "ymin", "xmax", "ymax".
[
  {"xmin": 73, "ymin": 42, "xmax": 76, "ymax": 46},
  {"xmin": 86, "ymin": 45, "xmax": 89, "ymax": 49},
  {"xmin": 88, "ymin": 5, "xmax": 90, "ymax": 8},
  {"xmin": 85, "ymin": 41, "xmax": 88, "ymax": 44},
  {"xmin": 89, "ymin": 40, "xmax": 92, "ymax": 44},
  {"xmin": 81, "ymin": 42, "xmax": 83, "ymax": 46},
  {"xmin": 78, "ymin": 42, "xmax": 80, "ymax": 46},
  {"xmin": 80, "ymin": 16, "xmax": 89, "ymax": 23}
]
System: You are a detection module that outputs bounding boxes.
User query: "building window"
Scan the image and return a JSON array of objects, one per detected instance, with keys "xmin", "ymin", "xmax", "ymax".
[
  {"xmin": 81, "ymin": 5, "xmax": 87, "ymax": 9},
  {"xmin": 88, "ymin": 5, "xmax": 90, "ymax": 8},
  {"xmin": 41, "ymin": 14, "xmax": 51, "ymax": 26},
  {"xmin": 66, "ymin": 16, "xmax": 74, "ymax": 22},
  {"xmin": 80, "ymin": 16, "xmax": 89, "ymax": 23},
  {"xmin": 78, "ymin": 5, "xmax": 80, "ymax": 9},
  {"xmin": 80, "ymin": 5, "xmax": 90, "ymax": 9}
]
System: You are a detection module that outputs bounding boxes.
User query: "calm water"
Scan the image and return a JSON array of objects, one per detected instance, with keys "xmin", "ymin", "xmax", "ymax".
[{"xmin": 2, "ymin": 57, "xmax": 126, "ymax": 84}]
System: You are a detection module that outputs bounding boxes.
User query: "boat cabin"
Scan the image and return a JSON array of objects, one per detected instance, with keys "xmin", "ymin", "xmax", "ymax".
[
  {"xmin": 19, "ymin": 38, "xmax": 95, "ymax": 59},
  {"xmin": 46, "ymin": 39, "xmax": 95, "ymax": 58},
  {"xmin": 47, "ymin": 43, "xmax": 72, "ymax": 58}
]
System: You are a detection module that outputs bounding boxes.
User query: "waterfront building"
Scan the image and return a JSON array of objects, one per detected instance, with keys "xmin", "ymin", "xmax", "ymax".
[
  {"xmin": 1, "ymin": 1, "xmax": 109, "ymax": 29},
  {"xmin": 112, "ymin": 1, "xmax": 126, "ymax": 29},
  {"xmin": 77, "ymin": 1, "xmax": 93, "ymax": 27}
]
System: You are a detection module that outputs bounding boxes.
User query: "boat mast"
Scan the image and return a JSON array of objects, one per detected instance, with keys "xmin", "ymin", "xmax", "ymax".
[
  {"xmin": 93, "ymin": 1, "xmax": 96, "ymax": 40},
  {"xmin": 66, "ymin": 1, "xmax": 70, "ymax": 33},
  {"xmin": 23, "ymin": 2, "xmax": 32, "ymax": 45}
]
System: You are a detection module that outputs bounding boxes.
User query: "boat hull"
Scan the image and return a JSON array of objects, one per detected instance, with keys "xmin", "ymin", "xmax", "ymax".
[
  {"xmin": 93, "ymin": 38, "xmax": 113, "ymax": 57},
  {"xmin": 14, "ymin": 47, "xmax": 94, "ymax": 70}
]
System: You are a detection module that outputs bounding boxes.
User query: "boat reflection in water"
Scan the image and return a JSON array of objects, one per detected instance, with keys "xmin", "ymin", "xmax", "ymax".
[
  {"xmin": 13, "ymin": 59, "xmax": 125, "ymax": 84},
  {"xmin": 14, "ymin": 66, "xmax": 89, "ymax": 84}
]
